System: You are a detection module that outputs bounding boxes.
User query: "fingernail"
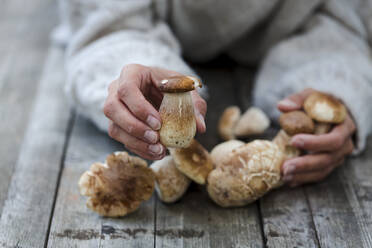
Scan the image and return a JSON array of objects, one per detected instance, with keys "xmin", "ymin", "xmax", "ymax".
[
  {"xmin": 283, "ymin": 163, "xmax": 296, "ymax": 175},
  {"xmin": 198, "ymin": 113, "xmax": 206, "ymax": 132},
  {"xmin": 283, "ymin": 174, "xmax": 293, "ymax": 182},
  {"xmin": 147, "ymin": 115, "xmax": 161, "ymax": 131},
  {"xmin": 278, "ymin": 99, "xmax": 297, "ymax": 108},
  {"xmin": 291, "ymin": 137, "xmax": 305, "ymax": 148},
  {"xmin": 149, "ymin": 144, "xmax": 164, "ymax": 155},
  {"xmin": 144, "ymin": 130, "xmax": 158, "ymax": 144}
]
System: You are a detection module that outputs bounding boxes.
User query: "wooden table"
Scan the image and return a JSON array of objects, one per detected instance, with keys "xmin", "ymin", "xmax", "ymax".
[{"xmin": 1, "ymin": 1, "xmax": 372, "ymax": 247}]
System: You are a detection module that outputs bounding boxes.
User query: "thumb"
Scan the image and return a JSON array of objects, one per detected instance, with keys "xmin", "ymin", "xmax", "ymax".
[
  {"xmin": 191, "ymin": 91, "xmax": 207, "ymax": 133},
  {"xmin": 277, "ymin": 88, "xmax": 315, "ymax": 112}
]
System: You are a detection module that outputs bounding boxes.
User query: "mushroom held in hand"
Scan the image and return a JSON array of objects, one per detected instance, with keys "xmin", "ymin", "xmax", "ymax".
[
  {"xmin": 218, "ymin": 106, "xmax": 241, "ymax": 141},
  {"xmin": 210, "ymin": 140, "xmax": 245, "ymax": 167},
  {"xmin": 159, "ymin": 76, "xmax": 202, "ymax": 148},
  {"xmin": 234, "ymin": 107, "xmax": 270, "ymax": 137},
  {"xmin": 304, "ymin": 91, "xmax": 346, "ymax": 124},
  {"xmin": 170, "ymin": 139, "xmax": 214, "ymax": 185},
  {"xmin": 78, "ymin": 152, "xmax": 155, "ymax": 217},
  {"xmin": 150, "ymin": 156, "xmax": 191, "ymax": 203},
  {"xmin": 304, "ymin": 91, "xmax": 347, "ymax": 134},
  {"xmin": 275, "ymin": 110, "xmax": 315, "ymax": 159},
  {"xmin": 207, "ymin": 140, "xmax": 284, "ymax": 207}
]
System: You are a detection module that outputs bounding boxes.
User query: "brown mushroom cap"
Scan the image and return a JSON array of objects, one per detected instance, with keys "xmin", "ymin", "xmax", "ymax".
[
  {"xmin": 78, "ymin": 152, "xmax": 155, "ymax": 217},
  {"xmin": 279, "ymin": 111, "xmax": 315, "ymax": 136},
  {"xmin": 304, "ymin": 92, "xmax": 346, "ymax": 123},
  {"xmin": 170, "ymin": 139, "xmax": 214, "ymax": 185},
  {"xmin": 207, "ymin": 140, "xmax": 284, "ymax": 207},
  {"xmin": 150, "ymin": 156, "xmax": 191, "ymax": 203},
  {"xmin": 159, "ymin": 76, "xmax": 202, "ymax": 93},
  {"xmin": 218, "ymin": 106, "xmax": 241, "ymax": 141}
]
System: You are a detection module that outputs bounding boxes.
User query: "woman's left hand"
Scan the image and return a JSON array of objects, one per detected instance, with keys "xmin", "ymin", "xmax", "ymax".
[{"xmin": 277, "ymin": 88, "xmax": 356, "ymax": 187}]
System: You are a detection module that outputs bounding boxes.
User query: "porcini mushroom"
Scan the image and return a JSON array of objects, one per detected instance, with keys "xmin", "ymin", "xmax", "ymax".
[
  {"xmin": 150, "ymin": 156, "xmax": 191, "ymax": 203},
  {"xmin": 78, "ymin": 152, "xmax": 155, "ymax": 217},
  {"xmin": 218, "ymin": 106, "xmax": 241, "ymax": 141},
  {"xmin": 276, "ymin": 110, "xmax": 314, "ymax": 159},
  {"xmin": 273, "ymin": 130, "xmax": 300, "ymax": 160},
  {"xmin": 279, "ymin": 111, "xmax": 315, "ymax": 136},
  {"xmin": 210, "ymin": 140, "xmax": 245, "ymax": 167},
  {"xmin": 159, "ymin": 76, "xmax": 202, "ymax": 148},
  {"xmin": 207, "ymin": 140, "xmax": 284, "ymax": 207},
  {"xmin": 304, "ymin": 91, "xmax": 346, "ymax": 124},
  {"xmin": 169, "ymin": 139, "xmax": 214, "ymax": 185},
  {"xmin": 234, "ymin": 107, "xmax": 270, "ymax": 137},
  {"xmin": 304, "ymin": 92, "xmax": 347, "ymax": 134}
]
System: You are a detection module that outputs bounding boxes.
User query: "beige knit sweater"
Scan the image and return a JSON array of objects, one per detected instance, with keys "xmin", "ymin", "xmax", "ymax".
[{"xmin": 54, "ymin": 0, "xmax": 372, "ymax": 153}]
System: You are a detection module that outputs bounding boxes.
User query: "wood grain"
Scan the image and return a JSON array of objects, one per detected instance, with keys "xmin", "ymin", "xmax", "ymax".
[
  {"xmin": 0, "ymin": 47, "xmax": 72, "ymax": 248},
  {"xmin": 306, "ymin": 137, "xmax": 372, "ymax": 248},
  {"xmin": 47, "ymin": 115, "xmax": 155, "ymax": 248},
  {"xmin": 0, "ymin": 0, "xmax": 57, "ymax": 214},
  {"xmin": 155, "ymin": 67, "xmax": 264, "ymax": 248}
]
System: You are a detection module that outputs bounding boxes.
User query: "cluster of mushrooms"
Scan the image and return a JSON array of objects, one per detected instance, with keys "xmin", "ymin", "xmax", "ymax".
[{"xmin": 79, "ymin": 76, "xmax": 347, "ymax": 217}]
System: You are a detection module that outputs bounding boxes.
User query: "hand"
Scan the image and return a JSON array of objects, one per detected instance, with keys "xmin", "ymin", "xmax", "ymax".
[
  {"xmin": 103, "ymin": 64, "xmax": 207, "ymax": 160},
  {"xmin": 277, "ymin": 88, "xmax": 356, "ymax": 187}
]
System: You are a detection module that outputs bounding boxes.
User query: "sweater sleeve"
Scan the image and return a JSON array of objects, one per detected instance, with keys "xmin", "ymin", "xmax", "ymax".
[
  {"xmin": 57, "ymin": 0, "xmax": 195, "ymax": 132},
  {"xmin": 253, "ymin": 14, "xmax": 372, "ymax": 154}
]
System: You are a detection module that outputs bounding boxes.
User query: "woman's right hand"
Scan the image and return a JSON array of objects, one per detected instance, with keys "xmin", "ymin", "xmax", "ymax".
[{"xmin": 103, "ymin": 64, "xmax": 207, "ymax": 160}]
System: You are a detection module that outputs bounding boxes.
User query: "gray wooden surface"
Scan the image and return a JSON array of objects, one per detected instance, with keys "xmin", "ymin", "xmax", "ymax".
[{"xmin": 1, "ymin": 1, "xmax": 372, "ymax": 248}]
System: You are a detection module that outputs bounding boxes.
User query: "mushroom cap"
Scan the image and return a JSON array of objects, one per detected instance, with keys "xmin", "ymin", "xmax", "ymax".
[
  {"xmin": 304, "ymin": 92, "xmax": 346, "ymax": 123},
  {"xmin": 207, "ymin": 140, "xmax": 284, "ymax": 207},
  {"xmin": 78, "ymin": 152, "xmax": 155, "ymax": 217},
  {"xmin": 218, "ymin": 106, "xmax": 241, "ymax": 141},
  {"xmin": 150, "ymin": 156, "xmax": 191, "ymax": 203},
  {"xmin": 279, "ymin": 111, "xmax": 315, "ymax": 136},
  {"xmin": 210, "ymin": 140, "xmax": 245, "ymax": 167},
  {"xmin": 170, "ymin": 139, "xmax": 214, "ymax": 185},
  {"xmin": 159, "ymin": 76, "xmax": 202, "ymax": 93},
  {"xmin": 273, "ymin": 130, "xmax": 301, "ymax": 160},
  {"xmin": 234, "ymin": 107, "xmax": 270, "ymax": 137}
]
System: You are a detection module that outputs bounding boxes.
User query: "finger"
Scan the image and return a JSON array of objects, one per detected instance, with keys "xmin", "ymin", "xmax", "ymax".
[
  {"xmin": 282, "ymin": 137, "xmax": 354, "ymax": 175},
  {"xmin": 104, "ymin": 96, "xmax": 159, "ymax": 144},
  {"xmin": 286, "ymin": 166, "xmax": 333, "ymax": 187},
  {"xmin": 108, "ymin": 122, "xmax": 165, "ymax": 159},
  {"xmin": 129, "ymin": 147, "xmax": 166, "ymax": 161},
  {"xmin": 191, "ymin": 91, "xmax": 207, "ymax": 133},
  {"xmin": 282, "ymin": 152, "xmax": 339, "ymax": 175},
  {"xmin": 277, "ymin": 88, "xmax": 315, "ymax": 112},
  {"xmin": 290, "ymin": 123, "xmax": 350, "ymax": 152},
  {"xmin": 118, "ymin": 64, "xmax": 162, "ymax": 130}
]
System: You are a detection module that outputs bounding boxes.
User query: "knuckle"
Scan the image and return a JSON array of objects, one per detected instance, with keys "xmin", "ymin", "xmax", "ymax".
[
  {"xmin": 103, "ymin": 100, "xmax": 115, "ymax": 118},
  {"xmin": 117, "ymin": 84, "xmax": 130, "ymax": 100},
  {"xmin": 121, "ymin": 64, "xmax": 144, "ymax": 75},
  {"xmin": 108, "ymin": 123, "xmax": 119, "ymax": 139}
]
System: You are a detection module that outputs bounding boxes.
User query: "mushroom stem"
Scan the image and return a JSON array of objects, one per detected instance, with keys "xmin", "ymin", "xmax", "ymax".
[
  {"xmin": 314, "ymin": 122, "xmax": 332, "ymax": 135},
  {"xmin": 159, "ymin": 92, "xmax": 196, "ymax": 148}
]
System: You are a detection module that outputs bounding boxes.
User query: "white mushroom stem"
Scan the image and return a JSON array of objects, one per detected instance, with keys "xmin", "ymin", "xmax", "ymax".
[
  {"xmin": 159, "ymin": 92, "xmax": 196, "ymax": 148},
  {"xmin": 314, "ymin": 122, "xmax": 332, "ymax": 135}
]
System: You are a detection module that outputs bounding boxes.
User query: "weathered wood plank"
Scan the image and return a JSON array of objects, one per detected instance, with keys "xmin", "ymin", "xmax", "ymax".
[
  {"xmin": 0, "ymin": 47, "xmax": 72, "ymax": 247},
  {"xmin": 47, "ymin": 115, "xmax": 155, "ymax": 248},
  {"xmin": 234, "ymin": 67, "xmax": 319, "ymax": 248},
  {"xmin": 155, "ymin": 67, "xmax": 264, "ymax": 248},
  {"xmin": 340, "ymin": 137, "xmax": 372, "ymax": 246},
  {"xmin": 306, "ymin": 138, "xmax": 372, "ymax": 248},
  {"xmin": 0, "ymin": 0, "xmax": 57, "ymax": 214}
]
